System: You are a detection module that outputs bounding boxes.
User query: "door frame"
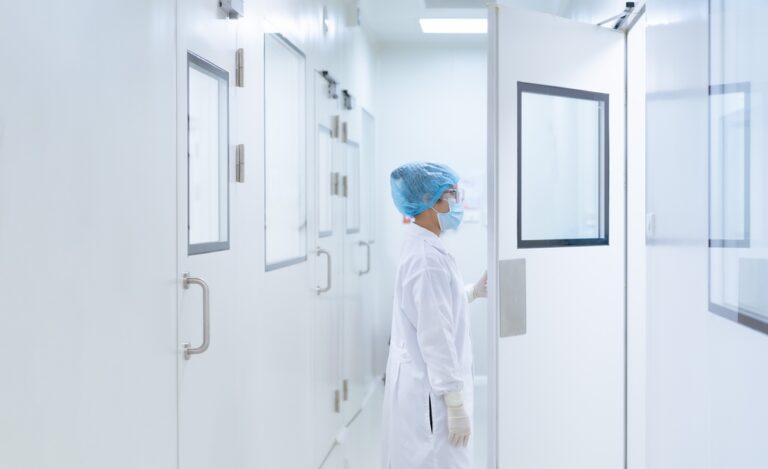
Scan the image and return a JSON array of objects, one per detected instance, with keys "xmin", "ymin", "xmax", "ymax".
[{"xmin": 485, "ymin": 4, "xmax": 647, "ymax": 469}]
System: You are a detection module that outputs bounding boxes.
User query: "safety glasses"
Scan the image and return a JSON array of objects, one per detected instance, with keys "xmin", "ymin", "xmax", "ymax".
[{"xmin": 440, "ymin": 188, "xmax": 465, "ymax": 204}]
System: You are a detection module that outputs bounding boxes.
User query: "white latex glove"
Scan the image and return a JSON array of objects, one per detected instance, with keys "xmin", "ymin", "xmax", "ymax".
[
  {"xmin": 465, "ymin": 271, "xmax": 488, "ymax": 303},
  {"xmin": 444, "ymin": 391, "xmax": 471, "ymax": 447}
]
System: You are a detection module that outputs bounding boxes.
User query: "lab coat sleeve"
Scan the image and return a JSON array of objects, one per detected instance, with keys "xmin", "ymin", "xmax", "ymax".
[{"xmin": 406, "ymin": 258, "xmax": 463, "ymax": 396}]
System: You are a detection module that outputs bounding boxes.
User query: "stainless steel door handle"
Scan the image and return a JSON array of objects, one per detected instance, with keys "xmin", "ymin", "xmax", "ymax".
[
  {"xmin": 183, "ymin": 273, "xmax": 211, "ymax": 359},
  {"xmin": 316, "ymin": 247, "xmax": 332, "ymax": 294},
  {"xmin": 358, "ymin": 240, "xmax": 371, "ymax": 276}
]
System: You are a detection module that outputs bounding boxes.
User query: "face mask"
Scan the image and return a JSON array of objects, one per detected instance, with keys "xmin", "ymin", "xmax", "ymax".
[{"xmin": 432, "ymin": 200, "xmax": 464, "ymax": 232}]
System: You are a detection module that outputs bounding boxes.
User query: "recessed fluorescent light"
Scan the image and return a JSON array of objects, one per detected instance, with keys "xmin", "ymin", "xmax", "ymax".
[{"xmin": 419, "ymin": 18, "xmax": 487, "ymax": 34}]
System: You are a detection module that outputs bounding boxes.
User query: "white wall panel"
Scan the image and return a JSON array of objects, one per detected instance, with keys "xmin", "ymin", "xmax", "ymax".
[
  {"xmin": 0, "ymin": 1, "xmax": 178, "ymax": 468},
  {"xmin": 0, "ymin": 1, "xmax": 383, "ymax": 468}
]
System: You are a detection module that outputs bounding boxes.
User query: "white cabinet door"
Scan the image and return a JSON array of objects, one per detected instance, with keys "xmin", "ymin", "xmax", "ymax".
[{"xmin": 490, "ymin": 7, "xmax": 626, "ymax": 469}]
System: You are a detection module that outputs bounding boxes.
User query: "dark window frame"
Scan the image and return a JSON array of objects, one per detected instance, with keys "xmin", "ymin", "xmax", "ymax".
[{"xmin": 517, "ymin": 81, "xmax": 610, "ymax": 249}]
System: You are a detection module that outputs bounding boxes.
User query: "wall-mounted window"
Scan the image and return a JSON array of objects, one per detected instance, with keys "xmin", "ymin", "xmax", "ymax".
[
  {"xmin": 264, "ymin": 34, "xmax": 307, "ymax": 270},
  {"xmin": 346, "ymin": 141, "xmax": 361, "ymax": 234},
  {"xmin": 517, "ymin": 82, "xmax": 609, "ymax": 248},
  {"xmin": 317, "ymin": 125, "xmax": 333, "ymax": 237},
  {"xmin": 187, "ymin": 52, "xmax": 230, "ymax": 255}
]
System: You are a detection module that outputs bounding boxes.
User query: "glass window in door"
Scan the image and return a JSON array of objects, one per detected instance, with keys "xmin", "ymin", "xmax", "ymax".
[
  {"xmin": 264, "ymin": 34, "xmax": 307, "ymax": 270},
  {"xmin": 187, "ymin": 52, "xmax": 230, "ymax": 255},
  {"xmin": 518, "ymin": 82, "xmax": 609, "ymax": 248},
  {"xmin": 346, "ymin": 142, "xmax": 361, "ymax": 234},
  {"xmin": 317, "ymin": 126, "xmax": 333, "ymax": 237}
]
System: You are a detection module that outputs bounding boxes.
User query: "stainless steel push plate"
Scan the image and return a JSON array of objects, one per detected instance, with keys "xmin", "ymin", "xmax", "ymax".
[{"xmin": 499, "ymin": 258, "xmax": 526, "ymax": 337}]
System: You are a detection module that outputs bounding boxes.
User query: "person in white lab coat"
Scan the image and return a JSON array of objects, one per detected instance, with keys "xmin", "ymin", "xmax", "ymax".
[{"xmin": 382, "ymin": 162, "xmax": 487, "ymax": 469}]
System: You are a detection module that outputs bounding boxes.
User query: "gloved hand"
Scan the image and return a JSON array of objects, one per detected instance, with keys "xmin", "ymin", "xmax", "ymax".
[
  {"xmin": 444, "ymin": 391, "xmax": 471, "ymax": 447},
  {"xmin": 465, "ymin": 271, "xmax": 488, "ymax": 303}
]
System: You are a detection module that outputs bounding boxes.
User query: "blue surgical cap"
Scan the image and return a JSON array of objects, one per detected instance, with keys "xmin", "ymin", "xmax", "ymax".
[{"xmin": 390, "ymin": 162, "xmax": 459, "ymax": 217}]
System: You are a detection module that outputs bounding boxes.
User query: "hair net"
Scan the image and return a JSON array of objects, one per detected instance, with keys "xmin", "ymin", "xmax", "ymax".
[{"xmin": 390, "ymin": 162, "xmax": 460, "ymax": 217}]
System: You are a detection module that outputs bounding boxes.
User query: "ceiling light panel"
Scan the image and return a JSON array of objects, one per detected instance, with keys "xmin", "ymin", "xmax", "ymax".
[
  {"xmin": 419, "ymin": 18, "xmax": 488, "ymax": 34},
  {"xmin": 424, "ymin": 0, "xmax": 485, "ymax": 8}
]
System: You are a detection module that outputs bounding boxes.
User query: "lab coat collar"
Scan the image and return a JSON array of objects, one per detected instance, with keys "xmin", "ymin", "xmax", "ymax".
[{"xmin": 407, "ymin": 222, "xmax": 449, "ymax": 254}]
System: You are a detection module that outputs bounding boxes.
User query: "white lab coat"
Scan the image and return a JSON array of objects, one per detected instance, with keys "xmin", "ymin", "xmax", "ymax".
[{"xmin": 382, "ymin": 223, "xmax": 474, "ymax": 469}]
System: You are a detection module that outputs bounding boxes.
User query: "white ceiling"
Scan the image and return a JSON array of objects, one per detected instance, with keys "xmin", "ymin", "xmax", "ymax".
[{"xmin": 357, "ymin": 0, "xmax": 629, "ymax": 46}]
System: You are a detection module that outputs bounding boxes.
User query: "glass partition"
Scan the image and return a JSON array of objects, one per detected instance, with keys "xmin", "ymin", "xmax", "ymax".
[{"xmin": 187, "ymin": 52, "xmax": 229, "ymax": 255}]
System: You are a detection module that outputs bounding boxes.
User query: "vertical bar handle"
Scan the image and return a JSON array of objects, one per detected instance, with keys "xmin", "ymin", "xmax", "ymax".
[
  {"xmin": 316, "ymin": 247, "xmax": 332, "ymax": 294},
  {"xmin": 358, "ymin": 240, "xmax": 372, "ymax": 276},
  {"xmin": 182, "ymin": 273, "xmax": 211, "ymax": 359}
]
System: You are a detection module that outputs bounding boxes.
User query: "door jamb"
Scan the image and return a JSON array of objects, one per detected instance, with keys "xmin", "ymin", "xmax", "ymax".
[{"xmin": 486, "ymin": 4, "xmax": 500, "ymax": 469}]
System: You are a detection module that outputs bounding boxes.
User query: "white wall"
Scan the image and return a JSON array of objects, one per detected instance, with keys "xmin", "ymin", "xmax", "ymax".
[
  {"xmin": 0, "ymin": 1, "xmax": 384, "ymax": 468},
  {"xmin": 374, "ymin": 44, "xmax": 488, "ymax": 370},
  {"xmin": 373, "ymin": 43, "xmax": 488, "ymax": 466},
  {"xmin": 227, "ymin": 2, "xmax": 384, "ymax": 468},
  {"xmin": 0, "ymin": 2, "xmax": 179, "ymax": 467}
]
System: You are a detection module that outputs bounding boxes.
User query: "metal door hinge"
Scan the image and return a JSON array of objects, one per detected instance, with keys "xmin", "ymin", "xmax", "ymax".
[
  {"xmin": 235, "ymin": 48, "xmax": 244, "ymax": 87},
  {"xmin": 219, "ymin": 0, "xmax": 243, "ymax": 19},
  {"xmin": 321, "ymin": 70, "xmax": 338, "ymax": 98},
  {"xmin": 342, "ymin": 89, "xmax": 355, "ymax": 110},
  {"xmin": 235, "ymin": 144, "xmax": 245, "ymax": 182},
  {"xmin": 340, "ymin": 121, "xmax": 348, "ymax": 143},
  {"xmin": 343, "ymin": 379, "xmax": 349, "ymax": 401},
  {"xmin": 332, "ymin": 172, "xmax": 340, "ymax": 195},
  {"xmin": 331, "ymin": 115, "xmax": 340, "ymax": 138},
  {"xmin": 341, "ymin": 175, "xmax": 348, "ymax": 197},
  {"xmin": 334, "ymin": 390, "xmax": 341, "ymax": 413}
]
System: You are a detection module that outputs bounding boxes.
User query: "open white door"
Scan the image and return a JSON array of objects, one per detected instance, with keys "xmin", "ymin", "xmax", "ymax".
[{"xmin": 489, "ymin": 7, "xmax": 626, "ymax": 469}]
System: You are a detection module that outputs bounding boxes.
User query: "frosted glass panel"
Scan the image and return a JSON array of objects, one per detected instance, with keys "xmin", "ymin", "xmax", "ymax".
[
  {"xmin": 518, "ymin": 83, "xmax": 608, "ymax": 247},
  {"xmin": 265, "ymin": 34, "xmax": 307, "ymax": 270},
  {"xmin": 188, "ymin": 53, "xmax": 229, "ymax": 254},
  {"xmin": 317, "ymin": 126, "xmax": 333, "ymax": 236},
  {"xmin": 346, "ymin": 142, "xmax": 360, "ymax": 233}
]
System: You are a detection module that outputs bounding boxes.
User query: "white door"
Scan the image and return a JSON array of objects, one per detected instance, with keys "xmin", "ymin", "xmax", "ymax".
[
  {"xmin": 313, "ymin": 70, "xmax": 346, "ymax": 467},
  {"xmin": 361, "ymin": 110, "xmax": 389, "ymax": 378},
  {"xmin": 258, "ymin": 30, "xmax": 315, "ymax": 469},
  {"xmin": 341, "ymin": 137, "xmax": 368, "ymax": 422},
  {"xmin": 489, "ymin": 7, "xmax": 626, "ymax": 469},
  {"xmin": 341, "ymin": 107, "xmax": 379, "ymax": 423},
  {"xmin": 176, "ymin": 2, "xmax": 249, "ymax": 468},
  {"xmin": 0, "ymin": 1, "xmax": 177, "ymax": 467}
]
